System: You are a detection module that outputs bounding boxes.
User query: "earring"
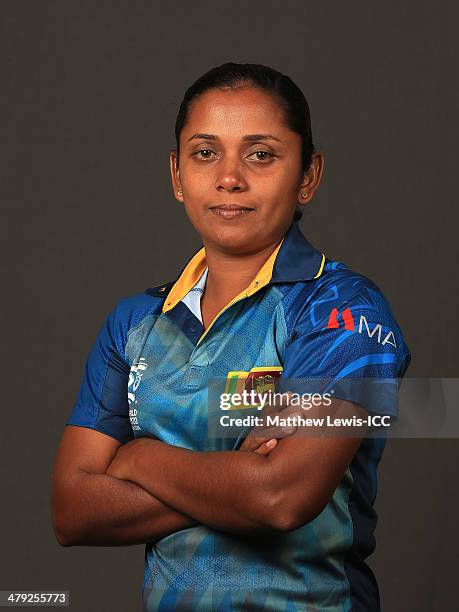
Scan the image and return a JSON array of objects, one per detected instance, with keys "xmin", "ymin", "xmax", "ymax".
[
  {"xmin": 177, "ymin": 190, "xmax": 183, "ymax": 196},
  {"xmin": 301, "ymin": 192, "xmax": 308, "ymax": 198}
]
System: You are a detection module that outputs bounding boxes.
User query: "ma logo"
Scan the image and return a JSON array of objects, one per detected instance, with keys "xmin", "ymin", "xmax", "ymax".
[{"xmin": 326, "ymin": 308, "xmax": 397, "ymax": 348}]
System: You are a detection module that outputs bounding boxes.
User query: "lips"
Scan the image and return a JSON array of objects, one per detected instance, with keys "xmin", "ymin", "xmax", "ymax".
[{"xmin": 209, "ymin": 204, "xmax": 255, "ymax": 219}]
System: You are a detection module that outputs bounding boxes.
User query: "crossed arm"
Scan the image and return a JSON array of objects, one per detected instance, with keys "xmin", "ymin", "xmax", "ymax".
[
  {"xmin": 52, "ymin": 398, "xmax": 366, "ymax": 546},
  {"xmin": 51, "ymin": 416, "xmax": 278, "ymax": 547}
]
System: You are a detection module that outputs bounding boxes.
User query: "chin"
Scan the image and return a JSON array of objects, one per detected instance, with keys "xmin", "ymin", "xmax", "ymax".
[{"xmin": 208, "ymin": 223, "xmax": 259, "ymax": 253}]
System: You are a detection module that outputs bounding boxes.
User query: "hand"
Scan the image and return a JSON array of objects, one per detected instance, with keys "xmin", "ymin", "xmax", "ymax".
[
  {"xmin": 239, "ymin": 391, "xmax": 300, "ymax": 455},
  {"xmin": 239, "ymin": 435, "xmax": 279, "ymax": 455},
  {"xmin": 106, "ymin": 437, "xmax": 154, "ymax": 481}
]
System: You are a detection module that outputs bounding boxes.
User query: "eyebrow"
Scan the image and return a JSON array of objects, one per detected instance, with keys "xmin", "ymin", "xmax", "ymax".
[{"xmin": 187, "ymin": 133, "xmax": 282, "ymax": 143}]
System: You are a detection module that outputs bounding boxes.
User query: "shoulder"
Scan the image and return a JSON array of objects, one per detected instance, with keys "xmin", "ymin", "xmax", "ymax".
[
  {"xmin": 319, "ymin": 259, "xmax": 402, "ymax": 328},
  {"xmin": 282, "ymin": 258, "xmax": 396, "ymax": 320},
  {"xmin": 280, "ymin": 258, "xmax": 411, "ymax": 363},
  {"xmin": 116, "ymin": 279, "xmax": 175, "ymax": 318},
  {"xmin": 312, "ymin": 260, "xmax": 397, "ymax": 325},
  {"xmin": 104, "ymin": 280, "xmax": 176, "ymax": 359}
]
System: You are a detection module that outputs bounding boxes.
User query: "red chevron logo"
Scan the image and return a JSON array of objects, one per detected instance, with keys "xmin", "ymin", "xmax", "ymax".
[{"xmin": 326, "ymin": 307, "xmax": 355, "ymax": 331}]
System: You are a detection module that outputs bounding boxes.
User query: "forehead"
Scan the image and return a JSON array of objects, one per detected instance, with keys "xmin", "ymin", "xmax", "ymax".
[{"xmin": 183, "ymin": 86, "xmax": 291, "ymax": 137}]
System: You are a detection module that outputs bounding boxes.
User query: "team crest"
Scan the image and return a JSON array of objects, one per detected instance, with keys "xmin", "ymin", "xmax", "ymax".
[{"xmin": 224, "ymin": 366, "xmax": 283, "ymax": 409}]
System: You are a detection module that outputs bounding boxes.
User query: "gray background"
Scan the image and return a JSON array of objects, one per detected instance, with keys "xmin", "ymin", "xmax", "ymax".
[{"xmin": 1, "ymin": 1, "xmax": 457, "ymax": 610}]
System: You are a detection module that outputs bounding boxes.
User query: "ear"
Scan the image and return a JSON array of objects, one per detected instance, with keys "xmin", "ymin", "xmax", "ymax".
[
  {"xmin": 297, "ymin": 153, "xmax": 325, "ymax": 205},
  {"xmin": 169, "ymin": 150, "xmax": 184, "ymax": 202}
]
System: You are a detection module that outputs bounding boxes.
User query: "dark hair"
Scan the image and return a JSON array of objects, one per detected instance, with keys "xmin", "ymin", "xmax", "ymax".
[{"xmin": 174, "ymin": 62, "xmax": 317, "ymax": 221}]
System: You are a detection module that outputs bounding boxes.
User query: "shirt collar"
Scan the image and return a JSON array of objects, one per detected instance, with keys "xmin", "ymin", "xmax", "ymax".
[
  {"xmin": 162, "ymin": 220, "xmax": 325, "ymax": 314},
  {"xmin": 271, "ymin": 218, "xmax": 326, "ymax": 283}
]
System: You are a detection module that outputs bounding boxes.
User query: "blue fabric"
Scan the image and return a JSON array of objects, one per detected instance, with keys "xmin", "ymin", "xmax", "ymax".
[
  {"xmin": 65, "ymin": 219, "xmax": 411, "ymax": 611},
  {"xmin": 66, "ymin": 295, "xmax": 163, "ymax": 443},
  {"xmin": 277, "ymin": 266, "xmax": 411, "ymax": 417}
]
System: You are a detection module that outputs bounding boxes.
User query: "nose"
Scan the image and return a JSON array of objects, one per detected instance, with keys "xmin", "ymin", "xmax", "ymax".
[{"xmin": 215, "ymin": 157, "xmax": 247, "ymax": 193}]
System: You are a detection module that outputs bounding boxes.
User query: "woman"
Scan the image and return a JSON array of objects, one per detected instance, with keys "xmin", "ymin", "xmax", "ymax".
[{"xmin": 52, "ymin": 63, "xmax": 411, "ymax": 611}]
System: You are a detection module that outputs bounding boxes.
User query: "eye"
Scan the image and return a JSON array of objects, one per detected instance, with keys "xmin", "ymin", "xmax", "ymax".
[
  {"xmin": 193, "ymin": 149, "xmax": 217, "ymax": 160},
  {"xmin": 246, "ymin": 150, "xmax": 275, "ymax": 162}
]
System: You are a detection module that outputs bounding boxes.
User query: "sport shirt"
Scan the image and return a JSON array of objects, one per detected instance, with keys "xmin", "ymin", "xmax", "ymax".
[{"xmin": 66, "ymin": 218, "xmax": 411, "ymax": 611}]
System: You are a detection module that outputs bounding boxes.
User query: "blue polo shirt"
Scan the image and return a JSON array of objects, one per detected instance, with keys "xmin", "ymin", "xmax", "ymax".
[{"xmin": 66, "ymin": 218, "xmax": 411, "ymax": 611}]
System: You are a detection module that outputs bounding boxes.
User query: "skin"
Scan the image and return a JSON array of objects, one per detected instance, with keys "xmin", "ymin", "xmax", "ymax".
[
  {"xmin": 51, "ymin": 422, "xmax": 280, "ymax": 546},
  {"xmin": 105, "ymin": 399, "xmax": 367, "ymax": 534},
  {"xmin": 169, "ymin": 84, "xmax": 324, "ymax": 327},
  {"xmin": 103, "ymin": 86, "xmax": 366, "ymax": 534},
  {"xmin": 51, "ymin": 84, "xmax": 365, "ymax": 546}
]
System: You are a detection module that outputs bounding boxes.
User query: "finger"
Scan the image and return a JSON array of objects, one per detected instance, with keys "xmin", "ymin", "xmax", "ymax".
[
  {"xmin": 261, "ymin": 390, "xmax": 290, "ymax": 411},
  {"xmin": 263, "ymin": 402, "xmax": 303, "ymax": 424},
  {"xmin": 249, "ymin": 409, "xmax": 303, "ymax": 440},
  {"xmin": 239, "ymin": 435, "xmax": 271, "ymax": 452},
  {"xmin": 260, "ymin": 425, "xmax": 297, "ymax": 439},
  {"xmin": 261, "ymin": 391, "xmax": 294, "ymax": 417},
  {"xmin": 253, "ymin": 439, "xmax": 278, "ymax": 455}
]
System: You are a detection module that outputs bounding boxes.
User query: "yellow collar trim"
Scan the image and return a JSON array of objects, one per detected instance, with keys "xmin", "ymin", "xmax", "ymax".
[
  {"xmin": 315, "ymin": 252, "xmax": 326, "ymax": 279},
  {"xmin": 162, "ymin": 238, "xmax": 285, "ymax": 314},
  {"xmin": 162, "ymin": 247, "xmax": 207, "ymax": 313}
]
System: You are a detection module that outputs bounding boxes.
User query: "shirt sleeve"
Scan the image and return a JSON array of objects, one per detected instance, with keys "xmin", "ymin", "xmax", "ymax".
[
  {"xmin": 65, "ymin": 301, "xmax": 134, "ymax": 444},
  {"xmin": 279, "ymin": 276, "xmax": 412, "ymax": 418}
]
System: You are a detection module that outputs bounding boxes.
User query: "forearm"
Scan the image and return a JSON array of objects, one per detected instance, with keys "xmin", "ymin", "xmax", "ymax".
[
  {"xmin": 53, "ymin": 469, "xmax": 197, "ymax": 546},
  {"xmin": 129, "ymin": 440, "xmax": 278, "ymax": 534}
]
